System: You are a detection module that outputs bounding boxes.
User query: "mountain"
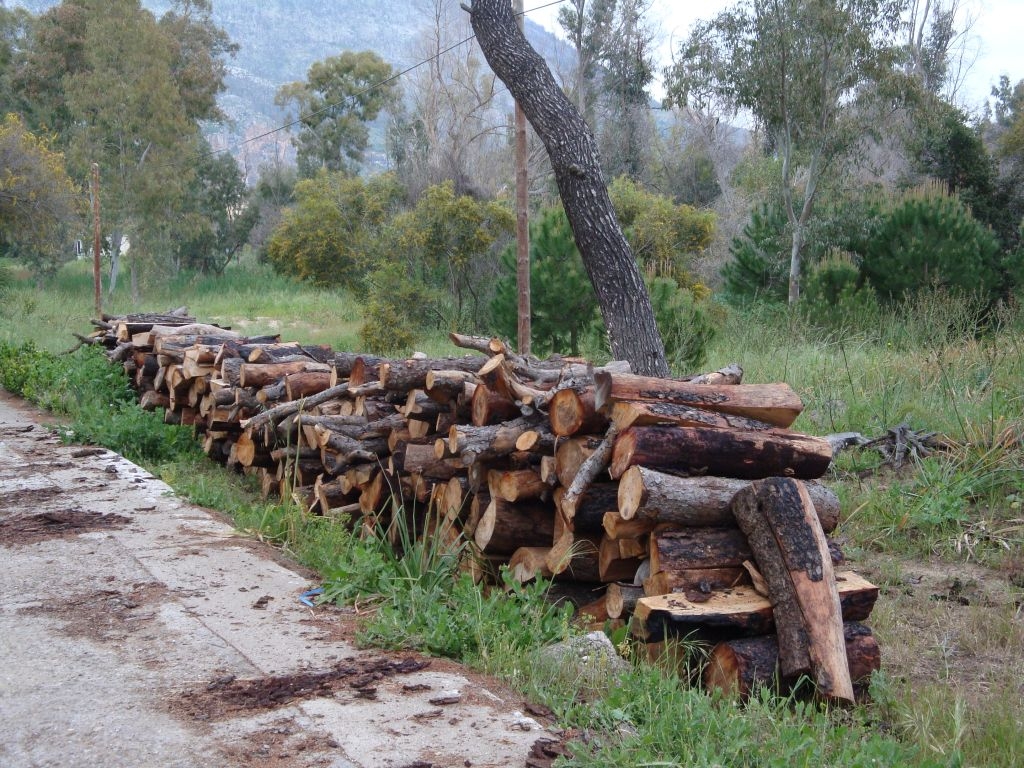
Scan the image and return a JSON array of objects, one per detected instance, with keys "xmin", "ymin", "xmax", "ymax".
[{"xmin": 9, "ymin": 0, "xmax": 571, "ymax": 178}]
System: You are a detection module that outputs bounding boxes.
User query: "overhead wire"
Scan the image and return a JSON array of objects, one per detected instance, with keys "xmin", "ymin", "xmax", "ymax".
[{"xmin": 174, "ymin": 0, "xmax": 570, "ymax": 170}]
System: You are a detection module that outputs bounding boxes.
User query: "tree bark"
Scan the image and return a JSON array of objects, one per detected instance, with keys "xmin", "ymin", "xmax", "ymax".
[{"xmin": 467, "ymin": 0, "xmax": 668, "ymax": 377}]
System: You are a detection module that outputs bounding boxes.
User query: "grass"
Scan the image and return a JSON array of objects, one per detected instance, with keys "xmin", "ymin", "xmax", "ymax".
[{"xmin": 2, "ymin": 258, "xmax": 1022, "ymax": 767}]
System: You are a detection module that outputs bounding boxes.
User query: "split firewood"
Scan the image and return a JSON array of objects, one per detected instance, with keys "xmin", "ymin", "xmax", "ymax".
[
  {"xmin": 731, "ymin": 477, "xmax": 855, "ymax": 703},
  {"xmin": 606, "ymin": 581, "xmax": 645, "ymax": 619},
  {"xmin": 473, "ymin": 497, "xmax": 555, "ymax": 554},
  {"xmin": 488, "ymin": 468, "xmax": 548, "ymax": 503}
]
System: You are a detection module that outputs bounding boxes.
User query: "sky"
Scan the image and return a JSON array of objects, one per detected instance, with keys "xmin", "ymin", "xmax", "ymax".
[{"xmin": 525, "ymin": 0, "xmax": 1023, "ymax": 113}]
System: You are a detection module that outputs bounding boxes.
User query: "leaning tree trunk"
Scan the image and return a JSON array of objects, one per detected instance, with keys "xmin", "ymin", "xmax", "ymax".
[{"xmin": 467, "ymin": 0, "xmax": 669, "ymax": 377}]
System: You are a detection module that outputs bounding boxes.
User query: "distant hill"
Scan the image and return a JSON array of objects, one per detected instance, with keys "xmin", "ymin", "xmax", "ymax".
[{"xmin": 10, "ymin": 0, "xmax": 571, "ymax": 178}]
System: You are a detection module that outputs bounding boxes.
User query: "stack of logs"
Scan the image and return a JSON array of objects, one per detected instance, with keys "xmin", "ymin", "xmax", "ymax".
[{"xmin": 84, "ymin": 309, "xmax": 881, "ymax": 703}]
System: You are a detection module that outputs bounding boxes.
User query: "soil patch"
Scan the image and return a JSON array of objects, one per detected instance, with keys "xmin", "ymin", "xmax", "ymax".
[
  {"xmin": 216, "ymin": 716, "xmax": 339, "ymax": 768},
  {"xmin": 19, "ymin": 582, "xmax": 167, "ymax": 642},
  {"xmin": 177, "ymin": 656, "xmax": 432, "ymax": 721},
  {"xmin": 0, "ymin": 508, "xmax": 131, "ymax": 546}
]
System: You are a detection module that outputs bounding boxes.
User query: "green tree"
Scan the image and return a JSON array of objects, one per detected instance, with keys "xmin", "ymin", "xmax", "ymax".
[
  {"xmin": 0, "ymin": 112, "xmax": 80, "ymax": 282},
  {"xmin": 0, "ymin": 5, "xmax": 32, "ymax": 115},
  {"xmin": 266, "ymin": 170, "xmax": 404, "ymax": 289},
  {"xmin": 276, "ymin": 50, "xmax": 400, "ymax": 177},
  {"xmin": 860, "ymin": 185, "xmax": 1002, "ymax": 302},
  {"xmin": 722, "ymin": 201, "xmax": 792, "ymax": 303},
  {"xmin": 172, "ymin": 143, "xmax": 256, "ymax": 275},
  {"xmin": 492, "ymin": 205, "xmax": 600, "ymax": 356},
  {"xmin": 665, "ymin": 0, "xmax": 905, "ymax": 303}
]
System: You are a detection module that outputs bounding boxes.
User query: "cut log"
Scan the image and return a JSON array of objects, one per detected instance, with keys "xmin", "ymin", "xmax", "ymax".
[
  {"xmin": 553, "ymin": 484, "xmax": 619, "ymax": 536},
  {"xmin": 560, "ymin": 424, "xmax": 619, "ymax": 521},
  {"xmin": 489, "ymin": 468, "xmax": 548, "ymax": 503},
  {"xmin": 471, "ymin": 384, "xmax": 522, "ymax": 426},
  {"xmin": 473, "ymin": 497, "xmax": 555, "ymax": 554},
  {"xmin": 631, "ymin": 570, "xmax": 878, "ymax": 643},
  {"xmin": 731, "ymin": 477, "xmax": 855, "ymax": 703},
  {"xmin": 598, "ymin": 535, "xmax": 646, "ymax": 582},
  {"xmin": 380, "ymin": 356, "xmax": 487, "ymax": 392},
  {"xmin": 704, "ymin": 622, "xmax": 881, "ymax": 701},
  {"xmin": 594, "ymin": 372, "xmax": 803, "ymax": 428},
  {"xmin": 509, "ymin": 546, "xmax": 554, "ymax": 583},
  {"xmin": 608, "ymin": 425, "xmax": 833, "ymax": 481},
  {"xmin": 616, "ymin": 467, "xmax": 840, "ymax": 533},
  {"xmin": 239, "ymin": 361, "xmax": 331, "ymax": 389},
  {"xmin": 553, "ymin": 435, "xmax": 604, "ymax": 488},
  {"xmin": 609, "ymin": 400, "xmax": 775, "ymax": 432},
  {"xmin": 549, "ymin": 388, "xmax": 608, "ymax": 437},
  {"xmin": 285, "ymin": 370, "xmax": 334, "ymax": 400},
  {"xmin": 606, "ymin": 582, "xmax": 645, "ymax": 619},
  {"xmin": 448, "ymin": 416, "xmax": 541, "ymax": 465}
]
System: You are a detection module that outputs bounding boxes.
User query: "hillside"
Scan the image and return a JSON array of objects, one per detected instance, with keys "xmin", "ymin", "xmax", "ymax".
[{"xmin": 10, "ymin": 0, "xmax": 570, "ymax": 176}]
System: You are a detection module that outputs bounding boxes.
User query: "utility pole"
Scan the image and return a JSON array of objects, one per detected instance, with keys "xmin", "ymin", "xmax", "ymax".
[
  {"xmin": 514, "ymin": 0, "xmax": 531, "ymax": 355},
  {"xmin": 91, "ymin": 163, "xmax": 102, "ymax": 317}
]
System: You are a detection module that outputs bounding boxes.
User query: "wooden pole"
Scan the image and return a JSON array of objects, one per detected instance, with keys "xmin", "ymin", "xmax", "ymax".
[
  {"xmin": 91, "ymin": 163, "xmax": 101, "ymax": 317},
  {"xmin": 513, "ymin": 0, "xmax": 530, "ymax": 355}
]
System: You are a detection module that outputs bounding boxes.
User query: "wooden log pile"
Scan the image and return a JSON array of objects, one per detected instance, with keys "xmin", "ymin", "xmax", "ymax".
[{"xmin": 83, "ymin": 311, "xmax": 880, "ymax": 703}]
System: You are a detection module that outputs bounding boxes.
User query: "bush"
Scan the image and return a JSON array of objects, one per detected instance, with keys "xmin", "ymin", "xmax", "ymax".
[
  {"xmin": 860, "ymin": 188, "xmax": 1002, "ymax": 303},
  {"xmin": 801, "ymin": 251, "xmax": 880, "ymax": 331},
  {"xmin": 358, "ymin": 261, "xmax": 445, "ymax": 354},
  {"xmin": 646, "ymin": 277, "xmax": 717, "ymax": 372},
  {"xmin": 722, "ymin": 201, "xmax": 791, "ymax": 304}
]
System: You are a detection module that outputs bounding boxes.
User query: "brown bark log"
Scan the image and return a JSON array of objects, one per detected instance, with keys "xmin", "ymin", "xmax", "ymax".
[
  {"xmin": 471, "ymin": 384, "xmax": 522, "ymax": 426},
  {"xmin": 616, "ymin": 466, "xmax": 840, "ymax": 533},
  {"xmin": 380, "ymin": 356, "xmax": 487, "ymax": 392},
  {"xmin": 704, "ymin": 622, "xmax": 881, "ymax": 702},
  {"xmin": 560, "ymin": 424, "xmax": 619, "ymax": 521},
  {"xmin": 731, "ymin": 478, "xmax": 855, "ymax": 703},
  {"xmin": 553, "ymin": 483, "xmax": 619, "ymax": 536},
  {"xmin": 509, "ymin": 546, "xmax": 554, "ymax": 583},
  {"xmin": 610, "ymin": 400, "xmax": 776, "ymax": 432},
  {"xmin": 594, "ymin": 373, "xmax": 803, "ymax": 428},
  {"xmin": 448, "ymin": 416, "xmax": 541, "ymax": 465},
  {"xmin": 609, "ymin": 425, "xmax": 833, "ymax": 481},
  {"xmin": 598, "ymin": 535, "xmax": 646, "ymax": 583},
  {"xmin": 468, "ymin": 1, "xmax": 669, "ymax": 377},
  {"xmin": 239, "ymin": 361, "xmax": 331, "ymax": 389},
  {"xmin": 554, "ymin": 435, "xmax": 605, "ymax": 488},
  {"xmin": 473, "ymin": 497, "xmax": 555, "ymax": 554},
  {"xmin": 285, "ymin": 370, "xmax": 334, "ymax": 401},
  {"xmin": 489, "ymin": 468, "xmax": 548, "ymax": 502},
  {"xmin": 644, "ymin": 567, "xmax": 750, "ymax": 599},
  {"xmin": 549, "ymin": 388, "xmax": 609, "ymax": 437}
]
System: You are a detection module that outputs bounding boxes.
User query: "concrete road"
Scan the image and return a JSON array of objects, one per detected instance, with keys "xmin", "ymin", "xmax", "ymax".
[{"xmin": 0, "ymin": 389, "xmax": 548, "ymax": 768}]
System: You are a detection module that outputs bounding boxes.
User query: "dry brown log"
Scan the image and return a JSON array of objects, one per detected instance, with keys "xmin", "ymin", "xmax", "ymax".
[
  {"xmin": 553, "ymin": 435, "xmax": 605, "ymax": 488},
  {"xmin": 560, "ymin": 424, "xmax": 620, "ymax": 521},
  {"xmin": 609, "ymin": 400, "xmax": 776, "ymax": 432},
  {"xmin": 608, "ymin": 425, "xmax": 833, "ymax": 481},
  {"xmin": 331, "ymin": 352, "xmax": 384, "ymax": 379},
  {"xmin": 648, "ymin": 526, "xmax": 752, "ymax": 575},
  {"xmin": 540, "ymin": 456, "xmax": 559, "ymax": 488},
  {"xmin": 616, "ymin": 467, "xmax": 840, "ymax": 533},
  {"xmin": 380, "ymin": 356, "xmax": 487, "ymax": 392},
  {"xmin": 448, "ymin": 416, "xmax": 541, "ymax": 465},
  {"xmin": 631, "ymin": 571, "xmax": 878, "ymax": 643},
  {"xmin": 606, "ymin": 582, "xmax": 645, "ymax": 619},
  {"xmin": 680, "ymin": 363, "xmax": 744, "ymax": 386},
  {"xmin": 314, "ymin": 474, "xmax": 356, "ymax": 515},
  {"xmin": 242, "ymin": 382, "xmax": 384, "ymax": 432},
  {"xmin": 424, "ymin": 370, "xmax": 476, "ymax": 403},
  {"xmin": 238, "ymin": 361, "xmax": 331, "ymax": 389},
  {"xmin": 731, "ymin": 477, "xmax": 855, "ymax": 702},
  {"xmin": 594, "ymin": 372, "xmax": 803, "ymax": 428},
  {"xmin": 601, "ymin": 511, "xmax": 668, "ymax": 540},
  {"xmin": 473, "ymin": 498, "xmax": 555, "ymax": 554},
  {"xmin": 471, "ymin": 384, "xmax": 522, "ymax": 426},
  {"xmin": 549, "ymin": 387, "xmax": 609, "ymax": 437},
  {"xmin": 553, "ymin": 484, "xmax": 619, "ymax": 536},
  {"xmin": 139, "ymin": 390, "xmax": 170, "ymax": 411},
  {"xmin": 704, "ymin": 622, "xmax": 881, "ymax": 701},
  {"xmin": 489, "ymin": 468, "xmax": 548, "ymax": 503},
  {"xmin": 645, "ymin": 566, "xmax": 750, "ymax": 599},
  {"xmin": 285, "ymin": 370, "xmax": 334, "ymax": 400},
  {"xmin": 552, "ymin": 535, "xmax": 602, "ymax": 583},
  {"xmin": 509, "ymin": 546, "xmax": 554, "ymax": 582}
]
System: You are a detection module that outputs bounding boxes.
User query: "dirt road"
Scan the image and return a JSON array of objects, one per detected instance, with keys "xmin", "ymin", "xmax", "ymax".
[{"xmin": 0, "ymin": 390, "xmax": 548, "ymax": 768}]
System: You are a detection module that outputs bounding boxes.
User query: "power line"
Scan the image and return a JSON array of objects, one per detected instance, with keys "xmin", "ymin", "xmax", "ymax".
[{"xmin": 182, "ymin": 0, "xmax": 569, "ymax": 170}]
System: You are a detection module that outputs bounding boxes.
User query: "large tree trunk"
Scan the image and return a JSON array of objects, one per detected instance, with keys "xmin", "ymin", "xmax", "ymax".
[{"xmin": 468, "ymin": 0, "xmax": 669, "ymax": 377}]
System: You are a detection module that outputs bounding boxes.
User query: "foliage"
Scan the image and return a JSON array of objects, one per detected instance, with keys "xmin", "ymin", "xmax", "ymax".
[
  {"xmin": 358, "ymin": 261, "xmax": 441, "ymax": 354},
  {"xmin": 0, "ymin": 112, "xmax": 80, "ymax": 281},
  {"xmin": 0, "ymin": 341, "xmax": 198, "ymax": 463},
  {"xmin": 276, "ymin": 49, "xmax": 400, "ymax": 177},
  {"xmin": 608, "ymin": 175, "xmax": 715, "ymax": 286},
  {"xmin": 172, "ymin": 143, "xmax": 258, "ymax": 275},
  {"xmin": 860, "ymin": 187, "xmax": 1003, "ymax": 302},
  {"xmin": 645, "ymin": 276, "xmax": 717, "ymax": 372},
  {"xmin": 722, "ymin": 201, "xmax": 791, "ymax": 303},
  {"xmin": 801, "ymin": 251, "xmax": 880, "ymax": 331},
  {"xmin": 390, "ymin": 180, "xmax": 513, "ymax": 332},
  {"xmin": 491, "ymin": 205, "xmax": 600, "ymax": 356},
  {"xmin": 266, "ymin": 170, "xmax": 404, "ymax": 289},
  {"xmin": 665, "ymin": 0, "xmax": 905, "ymax": 302}
]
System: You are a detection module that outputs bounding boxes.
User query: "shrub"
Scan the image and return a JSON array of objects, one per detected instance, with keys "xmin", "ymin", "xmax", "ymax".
[
  {"xmin": 860, "ymin": 188, "xmax": 1002, "ymax": 303},
  {"xmin": 646, "ymin": 277, "xmax": 717, "ymax": 372},
  {"xmin": 722, "ymin": 201, "xmax": 791, "ymax": 304},
  {"xmin": 801, "ymin": 251, "xmax": 880, "ymax": 331}
]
